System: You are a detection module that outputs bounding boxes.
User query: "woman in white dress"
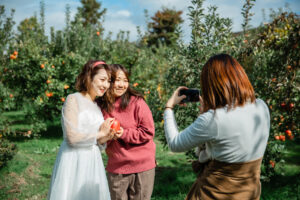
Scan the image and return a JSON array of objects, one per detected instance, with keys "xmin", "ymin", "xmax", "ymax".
[{"xmin": 48, "ymin": 60, "xmax": 115, "ymax": 200}]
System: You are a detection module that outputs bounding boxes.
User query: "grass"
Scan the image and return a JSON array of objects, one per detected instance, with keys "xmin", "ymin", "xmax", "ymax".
[
  {"xmin": 1, "ymin": 111, "xmax": 32, "ymax": 131},
  {"xmin": 0, "ymin": 138, "xmax": 61, "ymax": 199},
  {"xmin": 0, "ymin": 124, "xmax": 299, "ymax": 200},
  {"xmin": 261, "ymin": 140, "xmax": 300, "ymax": 200}
]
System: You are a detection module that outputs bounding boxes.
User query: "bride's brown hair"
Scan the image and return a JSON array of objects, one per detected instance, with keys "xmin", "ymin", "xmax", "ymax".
[{"xmin": 75, "ymin": 60, "xmax": 114, "ymax": 112}]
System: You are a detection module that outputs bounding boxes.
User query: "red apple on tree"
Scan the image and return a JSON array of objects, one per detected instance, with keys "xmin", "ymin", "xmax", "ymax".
[
  {"xmin": 269, "ymin": 160, "xmax": 276, "ymax": 168},
  {"xmin": 285, "ymin": 130, "xmax": 292, "ymax": 136},
  {"xmin": 279, "ymin": 135, "xmax": 286, "ymax": 141},
  {"xmin": 280, "ymin": 102, "xmax": 286, "ymax": 109},
  {"xmin": 288, "ymin": 135, "xmax": 294, "ymax": 140},
  {"xmin": 289, "ymin": 103, "xmax": 294, "ymax": 110}
]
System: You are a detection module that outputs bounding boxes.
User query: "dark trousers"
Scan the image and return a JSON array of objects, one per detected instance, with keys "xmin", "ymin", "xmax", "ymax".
[{"xmin": 107, "ymin": 168, "xmax": 155, "ymax": 200}]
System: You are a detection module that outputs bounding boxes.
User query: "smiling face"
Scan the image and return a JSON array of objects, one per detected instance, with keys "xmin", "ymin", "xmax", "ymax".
[
  {"xmin": 89, "ymin": 68, "xmax": 110, "ymax": 97},
  {"xmin": 113, "ymin": 70, "xmax": 129, "ymax": 97}
]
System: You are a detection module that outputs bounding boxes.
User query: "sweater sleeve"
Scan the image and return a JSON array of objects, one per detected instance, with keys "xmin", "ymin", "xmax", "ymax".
[
  {"xmin": 120, "ymin": 99, "xmax": 155, "ymax": 144},
  {"xmin": 164, "ymin": 109, "xmax": 217, "ymax": 152}
]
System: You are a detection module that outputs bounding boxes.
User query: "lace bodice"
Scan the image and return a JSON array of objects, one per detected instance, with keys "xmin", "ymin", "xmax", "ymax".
[{"xmin": 61, "ymin": 92, "xmax": 104, "ymax": 147}]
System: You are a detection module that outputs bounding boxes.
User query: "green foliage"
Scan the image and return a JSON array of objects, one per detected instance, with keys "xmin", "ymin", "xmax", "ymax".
[
  {"xmin": 241, "ymin": 0, "xmax": 256, "ymax": 33},
  {"xmin": 190, "ymin": 4, "xmax": 233, "ymax": 50},
  {"xmin": 0, "ymin": 6, "xmax": 18, "ymax": 169},
  {"xmin": 17, "ymin": 16, "xmax": 44, "ymax": 42},
  {"xmin": 76, "ymin": 0, "xmax": 106, "ymax": 27},
  {"xmin": 145, "ymin": 8, "xmax": 183, "ymax": 47},
  {"xmin": 0, "ymin": 138, "xmax": 17, "ymax": 169},
  {"xmin": 246, "ymin": 12, "xmax": 300, "ymax": 179},
  {"xmin": 0, "ymin": 5, "xmax": 15, "ymax": 61}
]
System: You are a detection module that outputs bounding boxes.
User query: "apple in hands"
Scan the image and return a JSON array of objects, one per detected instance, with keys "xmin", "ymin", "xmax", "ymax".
[
  {"xmin": 110, "ymin": 119, "xmax": 124, "ymax": 140},
  {"xmin": 97, "ymin": 118, "xmax": 115, "ymax": 144},
  {"xmin": 110, "ymin": 120, "xmax": 120, "ymax": 131}
]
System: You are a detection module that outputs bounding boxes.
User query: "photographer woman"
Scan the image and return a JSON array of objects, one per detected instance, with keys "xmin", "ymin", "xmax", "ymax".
[{"xmin": 164, "ymin": 54, "xmax": 270, "ymax": 200}]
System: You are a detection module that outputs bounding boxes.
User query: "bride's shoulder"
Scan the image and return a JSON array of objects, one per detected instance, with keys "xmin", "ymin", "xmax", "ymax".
[
  {"xmin": 67, "ymin": 92, "xmax": 82, "ymax": 98},
  {"xmin": 65, "ymin": 92, "xmax": 80, "ymax": 103}
]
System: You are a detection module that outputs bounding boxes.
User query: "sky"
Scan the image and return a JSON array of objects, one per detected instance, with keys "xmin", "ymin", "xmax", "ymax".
[{"xmin": 1, "ymin": 0, "xmax": 300, "ymax": 43}]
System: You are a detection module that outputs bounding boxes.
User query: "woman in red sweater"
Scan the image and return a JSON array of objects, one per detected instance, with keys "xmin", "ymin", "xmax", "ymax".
[{"xmin": 100, "ymin": 64, "xmax": 156, "ymax": 200}]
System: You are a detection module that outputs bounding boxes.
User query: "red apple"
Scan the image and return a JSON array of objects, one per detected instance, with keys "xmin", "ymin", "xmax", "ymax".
[
  {"xmin": 285, "ymin": 130, "xmax": 292, "ymax": 136},
  {"xmin": 289, "ymin": 103, "xmax": 294, "ymax": 109},
  {"xmin": 280, "ymin": 102, "xmax": 286, "ymax": 108},
  {"xmin": 271, "ymin": 161, "xmax": 275, "ymax": 168},
  {"xmin": 288, "ymin": 135, "xmax": 294, "ymax": 140},
  {"xmin": 279, "ymin": 135, "xmax": 286, "ymax": 141},
  {"xmin": 111, "ymin": 120, "xmax": 120, "ymax": 131},
  {"xmin": 269, "ymin": 160, "xmax": 273, "ymax": 164}
]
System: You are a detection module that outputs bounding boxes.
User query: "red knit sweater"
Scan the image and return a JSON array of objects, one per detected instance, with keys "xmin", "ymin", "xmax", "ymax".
[{"xmin": 102, "ymin": 96, "xmax": 156, "ymax": 174}]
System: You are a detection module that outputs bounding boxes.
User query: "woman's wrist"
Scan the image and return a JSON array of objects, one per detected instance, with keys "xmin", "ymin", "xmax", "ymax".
[
  {"xmin": 97, "ymin": 137, "xmax": 105, "ymax": 145},
  {"xmin": 97, "ymin": 131, "xmax": 104, "ymax": 140},
  {"xmin": 165, "ymin": 106, "xmax": 173, "ymax": 109},
  {"xmin": 165, "ymin": 100, "xmax": 174, "ymax": 109}
]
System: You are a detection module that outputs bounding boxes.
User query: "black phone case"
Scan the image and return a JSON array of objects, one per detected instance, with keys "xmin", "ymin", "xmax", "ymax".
[{"xmin": 179, "ymin": 89, "xmax": 200, "ymax": 103}]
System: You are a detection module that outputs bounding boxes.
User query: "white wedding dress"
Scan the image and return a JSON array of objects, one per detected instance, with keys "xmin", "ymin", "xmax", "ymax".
[{"xmin": 48, "ymin": 92, "xmax": 110, "ymax": 200}]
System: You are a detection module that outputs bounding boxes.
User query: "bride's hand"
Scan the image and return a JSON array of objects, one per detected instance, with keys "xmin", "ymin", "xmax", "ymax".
[{"xmin": 97, "ymin": 118, "xmax": 114, "ymax": 142}]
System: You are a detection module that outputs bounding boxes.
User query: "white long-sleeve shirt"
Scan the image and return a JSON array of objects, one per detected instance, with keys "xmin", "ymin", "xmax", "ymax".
[{"xmin": 164, "ymin": 99, "xmax": 270, "ymax": 163}]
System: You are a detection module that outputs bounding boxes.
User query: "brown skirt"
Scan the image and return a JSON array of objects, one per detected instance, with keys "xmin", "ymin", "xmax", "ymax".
[{"xmin": 186, "ymin": 158, "xmax": 262, "ymax": 200}]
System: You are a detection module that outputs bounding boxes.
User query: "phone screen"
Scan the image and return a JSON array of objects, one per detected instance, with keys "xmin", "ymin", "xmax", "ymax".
[{"xmin": 178, "ymin": 89, "xmax": 200, "ymax": 103}]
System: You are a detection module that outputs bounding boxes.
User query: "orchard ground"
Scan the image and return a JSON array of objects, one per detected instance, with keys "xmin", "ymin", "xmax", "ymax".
[{"xmin": 0, "ymin": 121, "xmax": 299, "ymax": 200}]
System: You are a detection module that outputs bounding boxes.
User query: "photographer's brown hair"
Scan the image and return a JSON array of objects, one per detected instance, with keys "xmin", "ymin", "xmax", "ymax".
[{"xmin": 201, "ymin": 54, "xmax": 255, "ymax": 112}]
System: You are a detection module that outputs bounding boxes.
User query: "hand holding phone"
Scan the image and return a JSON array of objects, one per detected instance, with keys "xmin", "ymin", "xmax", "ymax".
[{"xmin": 178, "ymin": 88, "xmax": 200, "ymax": 103}]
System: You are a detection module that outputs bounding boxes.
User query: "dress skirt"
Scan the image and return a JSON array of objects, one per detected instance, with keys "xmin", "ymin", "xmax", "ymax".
[{"xmin": 48, "ymin": 141, "xmax": 110, "ymax": 200}]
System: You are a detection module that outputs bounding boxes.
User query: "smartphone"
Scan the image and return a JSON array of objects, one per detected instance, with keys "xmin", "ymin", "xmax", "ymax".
[{"xmin": 178, "ymin": 88, "xmax": 200, "ymax": 103}]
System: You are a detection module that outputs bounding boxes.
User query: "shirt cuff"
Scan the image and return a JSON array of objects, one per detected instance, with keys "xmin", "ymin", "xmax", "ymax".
[{"xmin": 164, "ymin": 108, "xmax": 173, "ymax": 115}]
